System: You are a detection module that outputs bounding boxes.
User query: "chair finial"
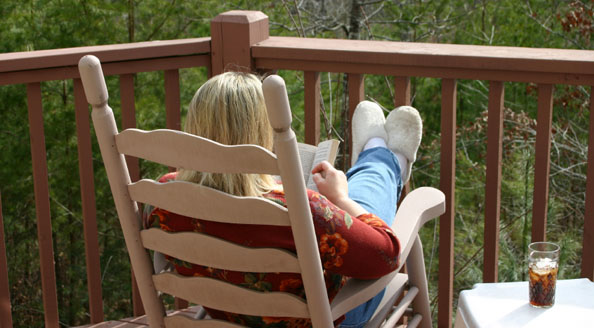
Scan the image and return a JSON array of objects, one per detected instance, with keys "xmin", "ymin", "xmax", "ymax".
[
  {"xmin": 78, "ymin": 55, "xmax": 109, "ymax": 106},
  {"xmin": 262, "ymin": 75, "xmax": 292, "ymax": 132}
]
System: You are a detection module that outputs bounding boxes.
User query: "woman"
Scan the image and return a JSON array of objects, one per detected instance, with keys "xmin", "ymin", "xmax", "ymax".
[{"xmin": 145, "ymin": 72, "xmax": 423, "ymax": 327}]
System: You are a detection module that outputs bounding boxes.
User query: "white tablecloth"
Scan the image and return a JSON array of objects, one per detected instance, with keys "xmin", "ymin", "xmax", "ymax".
[{"xmin": 455, "ymin": 278, "xmax": 594, "ymax": 328}]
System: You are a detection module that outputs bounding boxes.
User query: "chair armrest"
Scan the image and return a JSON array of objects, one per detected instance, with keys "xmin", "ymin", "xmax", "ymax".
[
  {"xmin": 329, "ymin": 187, "xmax": 444, "ymax": 319},
  {"xmin": 392, "ymin": 187, "xmax": 445, "ymax": 267}
]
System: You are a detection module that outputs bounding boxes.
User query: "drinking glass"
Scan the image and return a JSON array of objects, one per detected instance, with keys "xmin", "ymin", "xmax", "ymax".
[{"xmin": 528, "ymin": 241, "xmax": 560, "ymax": 308}]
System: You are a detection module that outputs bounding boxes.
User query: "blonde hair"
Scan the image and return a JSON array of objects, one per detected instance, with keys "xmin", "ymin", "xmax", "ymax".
[{"xmin": 177, "ymin": 72, "xmax": 276, "ymax": 196}]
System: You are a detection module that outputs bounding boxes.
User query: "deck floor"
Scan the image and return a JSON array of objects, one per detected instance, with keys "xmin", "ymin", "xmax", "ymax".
[{"xmin": 77, "ymin": 306, "xmax": 202, "ymax": 327}]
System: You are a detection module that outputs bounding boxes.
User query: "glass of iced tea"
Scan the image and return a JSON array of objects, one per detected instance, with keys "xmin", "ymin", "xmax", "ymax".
[{"xmin": 528, "ymin": 241, "xmax": 560, "ymax": 308}]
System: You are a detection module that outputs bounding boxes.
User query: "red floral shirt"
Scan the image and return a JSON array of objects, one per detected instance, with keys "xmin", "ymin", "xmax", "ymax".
[{"xmin": 144, "ymin": 172, "xmax": 401, "ymax": 327}]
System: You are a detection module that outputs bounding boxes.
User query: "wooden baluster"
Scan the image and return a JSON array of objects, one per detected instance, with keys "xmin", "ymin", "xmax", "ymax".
[
  {"xmin": 582, "ymin": 87, "xmax": 594, "ymax": 280},
  {"xmin": 347, "ymin": 74, "xmax": 364, "ymax": 169},
  {"xmin": 304, "ymin": 71, "xmax": 320, "ymax": 146},
  {"xmin": 532, "ymin": 84, "xmax": 554, "ymax": 242},
  {"xmin": 165, "ymin": 69, "xmax": 181, "ymax": 131},
  {"xmin": 394, "ymin": 76, "xmax": 411, "ymax": 107},
  {"xmin": 0, "ymin": 193, "xmax": 13, "ymax": 328},
  {"xmin": 393, "ymin": 76, "xmax": 412, "ymax": 326},
  {"xmin": 119, "ymin": 73, "xmax": 144, "ymax": 316},
  {"xmin": 394, "ymin": 76, "xmax": 412, "ymax": 199},
  {"xmin": 27, "ymin": 82, "xmax": 59, "ymax": 328},
  {"xmin": 164, "ymin": 69, "xmax": 189, "ymax": 310},
  {"xmin": 165, "ymin": 69, "xmax": 182, "ymax": 175},
  {"xmin": 483, "ymin": 81, "xmax": 505, "ymax": 283},
  {"xmin": 74, "ymin": 79, "xmax": 104, "ymax": 322},
  {"xmin": 119, "ymin": 74, "xmax": 140, "ymax": 183},
  {"xmin": 438, "ymin": 79, "xmax": 456, "ymax": 328}
]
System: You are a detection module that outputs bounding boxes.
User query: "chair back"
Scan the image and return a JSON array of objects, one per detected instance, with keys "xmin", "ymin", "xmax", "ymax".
[{"xmin": 78, "ymin": 55, "xmax": 337, "ymax": 327}]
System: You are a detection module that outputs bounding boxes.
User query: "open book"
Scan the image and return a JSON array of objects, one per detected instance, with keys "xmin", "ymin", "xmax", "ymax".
[{"xmin": 298, "ymin": 139, "xmax": 340, "ymax": 191}]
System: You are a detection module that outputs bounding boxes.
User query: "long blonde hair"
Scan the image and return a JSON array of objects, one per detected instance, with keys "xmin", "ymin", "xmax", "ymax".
[{"xmin": 177, "ymin": 72, "xmax": 277, "ymax": 196}]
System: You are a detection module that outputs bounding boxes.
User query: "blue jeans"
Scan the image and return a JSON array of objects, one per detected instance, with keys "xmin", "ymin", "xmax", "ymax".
[{"xmin": 340, "ymin": 147, "xmax": 403, "ymax": 328}]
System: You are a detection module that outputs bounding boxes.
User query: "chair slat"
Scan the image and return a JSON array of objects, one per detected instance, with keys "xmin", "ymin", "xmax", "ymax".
[
  {"xmin": 129, "ymin": 179, "xmax": 290, "ymax": 226},
  {"xmin": 330, "ymin": 272, "xmax": 407, "ymax": 320},
  {"xmin": 115, "ymin": 129, "xmax": 280, "ymax": 174},
  {"xmin": 141, "ymin": 228, "xmax": 301, "ymax": 273},
  {"xmin": 153, "ymin": 272, "xmax": 310, "ymax": 318},
  {"xmin": 164, "ymin": 315, "xmax": 246, "ymax": 328}
]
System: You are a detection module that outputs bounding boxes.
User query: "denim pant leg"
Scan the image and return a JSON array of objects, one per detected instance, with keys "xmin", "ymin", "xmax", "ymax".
[{"xmin": 340, "ymin": 147, "xmax": 403, "ymax": 328}]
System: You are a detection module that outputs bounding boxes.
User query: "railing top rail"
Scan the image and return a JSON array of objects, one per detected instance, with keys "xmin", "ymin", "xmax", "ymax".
[
  {"xmin": 0, "ymin": 38, "xmax": 211, "ymax": 73},
  {"xmin": 253, "ymin": 36, "xmax": 594, "ymax": 78}
]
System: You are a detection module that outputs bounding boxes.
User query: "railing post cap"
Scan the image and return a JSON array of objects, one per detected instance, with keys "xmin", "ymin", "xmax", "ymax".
[
  {"xmin": 212, "ymin": 10, "xmax": 268, "ymax": 24},
  {"xmin": 78, "ymin": 55, "xmax": 108, "ymax": 106}
]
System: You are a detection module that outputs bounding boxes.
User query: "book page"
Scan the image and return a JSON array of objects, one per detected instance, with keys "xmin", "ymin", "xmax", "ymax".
[
  {"xmin": 306, "ymin": 139, "xmax": 340, "ymax": 191},
  {"xmin": 297, "ymin": 142, "xmax": 318, "ymax": 184}
]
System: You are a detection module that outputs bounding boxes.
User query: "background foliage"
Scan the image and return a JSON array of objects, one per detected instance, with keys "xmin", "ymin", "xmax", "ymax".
[{"xmin": 1, "ymin": 0, "xmax": 592, "ymax": 326}]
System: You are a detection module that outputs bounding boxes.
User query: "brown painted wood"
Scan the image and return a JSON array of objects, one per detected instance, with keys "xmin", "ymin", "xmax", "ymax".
[
  {"xmin": 253, "ymin": 37, "xmax": 594, "ymax": 76},
  {"xmin": 165, "ymin": 70, "xmax": 181, "ymax": 131},
  {"xmin": 0, "ymin": 38, "xmax": 210, "ymax": 73},
  {"xmin": 438, "ymin": 79, "xmax": 457, "ymax": 328},
  {"xmin": 347, "ymin": 74, "xmax": 364, "ymax": 166},
  {"xmin": 0, "ymin": 194, "xmax": 13, "ymax": 328},
  {"xmin": 393, "ymin": 76, "xmax": 411, "ymax": 107},
  {"xmin": 254, "ymin": 58, "xmax": 594, "ymax": 86},
  {"xmin": 394, "ymin": 76, "xmax": 412, "ymax": 199},
  {"xmin": 582, "ymin": 88, "xmax": 594, "ymax": 280},
  {"xmin": 165, "ymin": 69, "xmax": 181, "ymax": 173},
  {"xmin": 118, "ymin": 74, "xmax": 144, "ymax": 316},
  {"xmin": 174, "ymin": 298, "xmax": 189, "ymax": 311},
  {"xmin": 304, "ymin": 71, "xmax": 320, "ymax": 145},
  {"xmin": 74, "ymin": 79, "xmax": 104, "ymax": 322},
  {"xmin": 531, "ymin": 84, "xmax": 554, "ymax": 243},
  {"xmin": 0, "ymin": 55, "xmax": 209, "ymax": 86},
  {"xmin": 210, "ymin": 14, "xmax": 224, "ymax": 75},
  {"xmin": 26, "ymin": 82, "xmax": 59, "ymax": 328},
  {"xmin": 483, "ymin": 81, "xmax": 505, "ymax": 283},
  {"xmin": 210, "ymin": 11, "xmax": 269, "ymax": 75},
  {"xmin": 119, "ymin": 74, "xmax": 140, "ymax": 182}
]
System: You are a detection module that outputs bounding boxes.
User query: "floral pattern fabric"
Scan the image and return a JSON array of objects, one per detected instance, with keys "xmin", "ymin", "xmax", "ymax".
[{"xmin": 144, "ymin": 172, "xmax": 401, "ymax": 327}]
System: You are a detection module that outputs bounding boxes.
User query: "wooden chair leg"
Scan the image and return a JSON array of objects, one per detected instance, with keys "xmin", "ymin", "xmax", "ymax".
[{"xmin": 406, "ymin": 236, "xmax": 431, "ymax": 328}]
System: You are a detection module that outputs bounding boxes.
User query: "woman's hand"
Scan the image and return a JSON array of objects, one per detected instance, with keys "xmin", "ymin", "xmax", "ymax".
[
  {"xmin": 311, "ymin": 161, "xmax": 368, "ymax": 217},
  {"xmin": 311, "ymin": 161, "xmax": 348, "ymax": 204}
]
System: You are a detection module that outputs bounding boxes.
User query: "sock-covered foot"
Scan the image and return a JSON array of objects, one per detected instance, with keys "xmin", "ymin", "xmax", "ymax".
[
  {"xmin": 351, "ymin": 101, "xmax": 388, "ymax": 166},
  {"xmin": 385, "ymin": 106, "xmax": 422, "ymax": 184}
]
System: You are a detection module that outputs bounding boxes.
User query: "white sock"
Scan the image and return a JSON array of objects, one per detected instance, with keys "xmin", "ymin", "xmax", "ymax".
[
  {"xmin": 363, "ymin": 137, "xmax": 410, "ymax": 182},
  {"xmin": 394, "ymin": 152, "xmax": 409, "ymax": 182},
  {"xmin": 363, "ymin": 137, "xmax": 387, "ymax": 151}
]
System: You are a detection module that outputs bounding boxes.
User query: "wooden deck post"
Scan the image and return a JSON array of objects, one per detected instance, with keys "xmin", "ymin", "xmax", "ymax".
[{"xmin": 210, "ymin": 11, "xmax": 269, "ymax": 76}]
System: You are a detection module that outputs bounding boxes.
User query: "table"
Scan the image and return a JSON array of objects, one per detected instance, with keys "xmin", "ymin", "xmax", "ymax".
[{"xmin": 454, "ymin": 278, "xmax": 594, "ymax": 328}]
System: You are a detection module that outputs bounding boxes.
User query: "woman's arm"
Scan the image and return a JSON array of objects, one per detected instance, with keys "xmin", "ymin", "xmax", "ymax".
[{"xmin": 306, "ymin": 189, "xmax": 401, "ymax": 279}]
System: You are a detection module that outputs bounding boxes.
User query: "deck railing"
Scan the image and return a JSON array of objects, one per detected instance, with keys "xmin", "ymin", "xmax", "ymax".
[{"xmin": 0, "ymin": 10, "xmax": 593, "ymax": 328}]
